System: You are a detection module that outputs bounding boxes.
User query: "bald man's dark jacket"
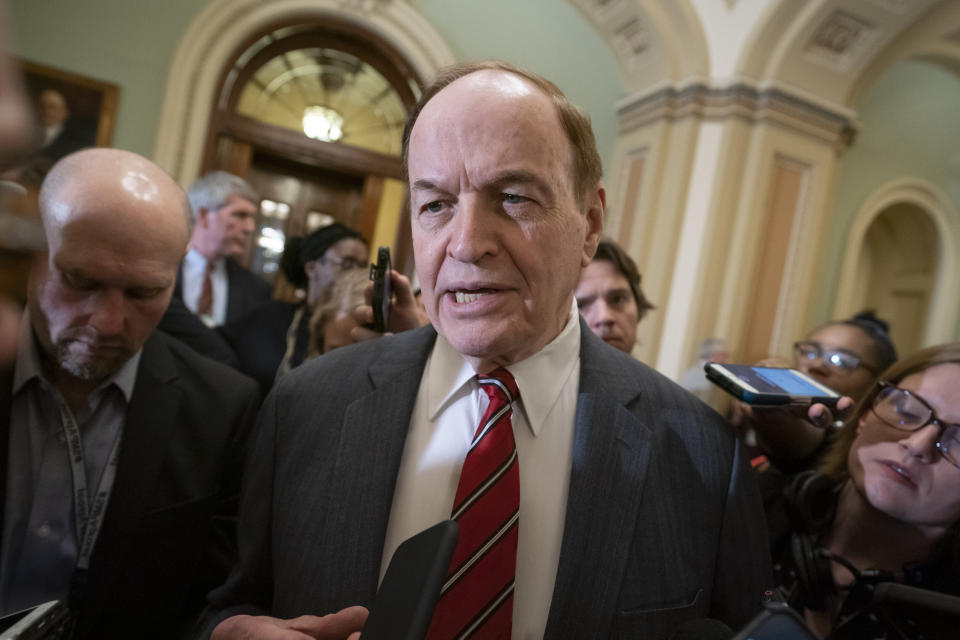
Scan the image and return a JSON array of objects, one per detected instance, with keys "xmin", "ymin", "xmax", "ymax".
[{"xmin": 0, "ymin": 331, "xmax": 259, "ymax": 639}]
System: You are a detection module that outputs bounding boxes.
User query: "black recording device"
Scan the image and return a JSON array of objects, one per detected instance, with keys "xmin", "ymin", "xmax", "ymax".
[
  {"xmin": 361, "ymin": 520, "xmax": 458, "ymax": 640},
  {"xmin": 369, "ymin": 246, "xmax": 391, "ymax": 333}
]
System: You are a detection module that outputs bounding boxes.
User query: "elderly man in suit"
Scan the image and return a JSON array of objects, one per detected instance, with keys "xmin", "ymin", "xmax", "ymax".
[
  {"xmin": 176, "ymin": 171, "xmax": 271, "ymax": 327},
  {"xmin": 0, "ymin": 149, "xmax": 259, "ymax": 638},
  {"xmin": 207, "ymin": 61, "xmax": 771, "ymax": 639}
]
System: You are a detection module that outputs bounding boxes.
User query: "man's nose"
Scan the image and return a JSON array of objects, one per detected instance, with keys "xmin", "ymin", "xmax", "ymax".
[
  {"xmin": 88, "ymin": 289, "xmax": 126, "ymax": 335},
  {"xmin": 589, "ymin": 300, "xmax": 615, "ymax": 327},
  {"xmin": 448, "ymin": 196, "xmax": 498, "ymax": 263}
]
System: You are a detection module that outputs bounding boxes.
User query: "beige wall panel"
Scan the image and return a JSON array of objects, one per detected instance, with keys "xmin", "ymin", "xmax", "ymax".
[
  {"xmin": 739, "ymin": 160, "xmax": 806, "ymax": 362},
  {"xmin": 714, "ymin": 123, "xmax": 839, "ymax": 367},
  {"xmin": 609, "ymin": 117, "xmax": 701, "ymax": 366}
]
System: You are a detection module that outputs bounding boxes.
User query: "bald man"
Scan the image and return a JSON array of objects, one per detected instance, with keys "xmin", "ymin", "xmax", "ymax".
[{"xmin": 0, "ymin": 149, "xmax": 259, "ymax": 639}]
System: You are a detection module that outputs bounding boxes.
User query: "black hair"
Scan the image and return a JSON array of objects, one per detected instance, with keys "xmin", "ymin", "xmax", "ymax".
[{"xmin": 839, "ymin": 310, "xmax": 897, "ymax": 371}]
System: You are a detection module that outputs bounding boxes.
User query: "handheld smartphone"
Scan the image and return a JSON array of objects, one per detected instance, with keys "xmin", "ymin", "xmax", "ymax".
[
  {"xmin": 369, "ymin": 246, "xmax": 391, "ymax": 333},
  {"xmin": 361, "ymin": 520, "xmax": 459, "ymax": 640},
  {"xmin": 705, "ymin": 363, "xmax": 842, "ymax": 408}
]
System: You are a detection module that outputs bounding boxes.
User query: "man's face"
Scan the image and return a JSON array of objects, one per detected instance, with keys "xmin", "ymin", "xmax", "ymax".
[
  {"xmin": 407, "ymin": 71, "xmax": 603, "ymax": 371},
  {"xmin": 28, "ymin": 212, "xmax": 180, "ymax": 382},
  {"xmin": 202, "ymin": 195, "xmax": 257, "ymax": 260},
  {"xmin": 575, "ymin": 259, "xmax": 638, "ymax": 353},
  {"xmin": 38, "ymin": 90, "xmax": 68, "ymax": 127}
]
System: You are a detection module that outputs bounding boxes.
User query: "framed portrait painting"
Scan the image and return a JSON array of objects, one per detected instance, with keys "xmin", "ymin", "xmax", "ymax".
[{"xmin": 18, "ymin": 59, "xmax": 119, "ymax": 165}]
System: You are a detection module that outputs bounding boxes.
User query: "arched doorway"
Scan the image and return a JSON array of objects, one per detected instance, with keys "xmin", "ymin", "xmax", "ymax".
[
  {"xmin": 202, "ymin": 20, "xmax": 421, "ymax": 296},
  {"xmin": 834, "ymin": 179, "xmax": 960, "ymax": 354},
  {"xmin": 856, "ymin": 203, "xmax": 938, "ymax": 356}
]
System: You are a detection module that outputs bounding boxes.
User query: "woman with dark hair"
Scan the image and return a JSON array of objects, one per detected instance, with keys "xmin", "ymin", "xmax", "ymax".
[
  {"xmin": 219, "ymin": 223, "xmax": 367, "ymax": 392},
  {"xmin": 740, "ymin": 311, "xmax": 897, "ymax": 472},
  {"xmin": 771, "ymin": 343, "xmax": 960, "ymax": 638}
]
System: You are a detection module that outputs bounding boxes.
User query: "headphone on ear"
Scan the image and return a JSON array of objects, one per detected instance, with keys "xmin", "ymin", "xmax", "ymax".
[{"xmin": 783, "ymin": 471, "xmax": 839, "ymax": 611}]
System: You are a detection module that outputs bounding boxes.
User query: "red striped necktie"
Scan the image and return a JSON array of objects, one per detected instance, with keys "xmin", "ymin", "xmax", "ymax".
[{"xmin": 426, "ymin": 368, "xmax": 520, "ymax": 640}]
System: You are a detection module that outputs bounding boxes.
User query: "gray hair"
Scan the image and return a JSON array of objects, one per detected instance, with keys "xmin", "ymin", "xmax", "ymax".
[{"xmin": 186, "ymin": 171, "xmax": 259, "ymax": 221}]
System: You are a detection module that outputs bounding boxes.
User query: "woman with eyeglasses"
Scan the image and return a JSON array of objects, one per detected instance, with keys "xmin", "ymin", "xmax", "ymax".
[
  {"xmin": 218, "ymin": 223, "xmax": 369, "ymax": 393},
  {"xmin": 770, "ymin": 343, "xmax": 960, "ymax": 638},
  {"xmin": 738, "ymin": 311, "xmax": 898, "ymax": 473}
]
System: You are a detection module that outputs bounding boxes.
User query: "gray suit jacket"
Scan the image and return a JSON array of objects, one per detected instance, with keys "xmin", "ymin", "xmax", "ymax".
[{"xmin": 206, "ymin": 322, "xmax": 771, "ymax": 638}]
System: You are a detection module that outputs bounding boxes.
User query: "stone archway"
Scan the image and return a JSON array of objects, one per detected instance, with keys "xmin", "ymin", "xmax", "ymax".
[
  {"xmin": 152, "ymin": 0, "xmax": 455, "ymax": 185},
  {"xmin": 834, "ymin": 179, "xmax": 960, "ymax": 350}
]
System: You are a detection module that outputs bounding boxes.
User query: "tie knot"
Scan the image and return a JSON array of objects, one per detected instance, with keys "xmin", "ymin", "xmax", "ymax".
[{"xmin": 476, "ymin": 367, "xmax": 518, "ymax": 405}]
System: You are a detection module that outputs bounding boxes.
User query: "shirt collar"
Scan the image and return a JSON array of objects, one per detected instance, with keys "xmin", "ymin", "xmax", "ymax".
[
  {"xmin": 425, "ymin": 300, "xmax": 581, "ymax": 437},
  {"xmin": 186, "ymin": 247, "xmax": 216, "ymax": 269},
  {"xmin": 13, "ymin": 309, "xmax": 142, "ymax": 403}
]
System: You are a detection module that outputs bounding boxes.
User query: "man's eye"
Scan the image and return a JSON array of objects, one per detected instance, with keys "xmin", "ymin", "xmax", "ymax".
[
  {"xmin": 63, "ymin": 273, "xmax": 97, "ymax": 290},
  {"xmin": 127, "ymin": 287, "xmax": 165, "ymax": 300},
  {"xmin": 423, "ymin": 201, "xmax": 445, "ymax": 213},
  {"xmin": 503, "ymin": 193, "xmax": 528, "ymax": 205}
]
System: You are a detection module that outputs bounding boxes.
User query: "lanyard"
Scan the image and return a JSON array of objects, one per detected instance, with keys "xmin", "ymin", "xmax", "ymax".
[{"xmin": 56, "ymin": 398, "xmax": 123, "ymax": 570}]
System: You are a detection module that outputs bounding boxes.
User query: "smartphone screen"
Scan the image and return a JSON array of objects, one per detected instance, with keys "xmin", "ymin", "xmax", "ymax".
[{"xmin": 705, "ymin": 363, "xmax": 841, "ymax": 407}]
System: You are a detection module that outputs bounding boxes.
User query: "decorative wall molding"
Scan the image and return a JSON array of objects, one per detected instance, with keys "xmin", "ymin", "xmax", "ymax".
[
  {"xmin": 804, "ymin": 10, "xmax": 878, "ymax": 73},
  {"xmin": 616, "ymin": 82, "xmax": 858, "ymax": 149},
  {"xmin": 568, "ymin": 0, "xmax": 653, "ymax": 74}
]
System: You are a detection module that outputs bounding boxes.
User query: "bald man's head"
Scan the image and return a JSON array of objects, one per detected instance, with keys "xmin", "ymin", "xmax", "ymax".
[{"xmin": 29, "ymin": 149, "xmax": 189, "ymax": 385}]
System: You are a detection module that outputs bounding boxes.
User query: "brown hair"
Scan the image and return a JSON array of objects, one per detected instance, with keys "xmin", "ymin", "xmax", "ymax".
[
  {"xmin": 592, "ymin": 238, "xmax": 654, "ymax": 321},
  {"xmin": 401, "ymin": 60, "xmax": 603, "ymax": 205},
  {"xmin": 820, "ymin": 342, "xmax": 960, "ymax": 565},
  {"xmin": 821, "ymin": 342, "xmax": 960, "ymax": 480}
]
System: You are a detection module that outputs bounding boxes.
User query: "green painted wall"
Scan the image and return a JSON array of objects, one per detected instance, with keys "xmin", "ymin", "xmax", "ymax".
[
  {"xmin": 10, "ymin": 0, "xmax": 208, "ymax": 157},
  {"xmin": 818, "ymin": 60, "xmax": 960, "ymax": 340},
  {"xmin": 413, "ymin": 0, "xmax": 622, "ymax": 179},
  {"xmin": 10, "ymin": 0, "xmax": 623, "ymax": 177}
]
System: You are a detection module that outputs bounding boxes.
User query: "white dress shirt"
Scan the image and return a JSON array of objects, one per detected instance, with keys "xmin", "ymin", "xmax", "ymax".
[
  {"xmin": 182, "ymin": 248, "xmax": 228, "ymax": 327},
  {"xmin": 381, "ymin": 301, "xmax": 581, "ymax": 639}
]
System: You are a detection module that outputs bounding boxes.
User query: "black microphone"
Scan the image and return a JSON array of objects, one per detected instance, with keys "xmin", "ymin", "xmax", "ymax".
[{"xmin": 669, "ymin": 618, "xmax": 734, "ymax": 640}]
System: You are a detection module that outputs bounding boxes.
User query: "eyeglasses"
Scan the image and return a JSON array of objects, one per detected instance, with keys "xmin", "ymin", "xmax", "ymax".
[
  {"xmin": 322, "ymin": 256, "xmax": 367, "ymax": 271},
  {"xmin": 871, "ymin": 381, "xmax": 960, "ymax": 469},
  {"xmin": 793, "ymin": 341, "xmax": 878, "ymax": 375}
]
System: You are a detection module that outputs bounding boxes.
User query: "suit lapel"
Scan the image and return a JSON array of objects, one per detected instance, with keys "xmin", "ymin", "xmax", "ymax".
[
  {"xmin": 544, "ymin": 324, "xmax": 652, "ymax": 637},
  {"xmin": 320, "ymin": 327, "xmax": 438, "ymax": 604},
  {"xmin": 82, "ymin": 335, "xmax": 181, "ymax": 614}
]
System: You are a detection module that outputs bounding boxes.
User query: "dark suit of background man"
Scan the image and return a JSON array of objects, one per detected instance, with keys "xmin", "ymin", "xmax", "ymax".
[
  {"xmin": 0, "ymin": 149, "xmax": 259, "ymax": 639},
  {"xmin": 176, "ymin": 171, "xmax": 271, "ymax": 327},
  {"xmin": 206, "ymin": 60, "xmax": 772, "ymax": 640}
]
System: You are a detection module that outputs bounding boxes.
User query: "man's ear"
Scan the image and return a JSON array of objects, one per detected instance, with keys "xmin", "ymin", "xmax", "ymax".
[
  {"xmin": 195, "ymin": 206, "xmax": 210, "ymax": 228},
  {"xmin": 581, "ymin": 185, "xmax": 605, "ymax": 267}
]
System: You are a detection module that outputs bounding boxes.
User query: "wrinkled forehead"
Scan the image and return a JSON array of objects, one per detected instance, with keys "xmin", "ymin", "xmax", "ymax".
[{"xmin": 409, "ymin": 71, "xmax": 575, "ymax": 184}]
